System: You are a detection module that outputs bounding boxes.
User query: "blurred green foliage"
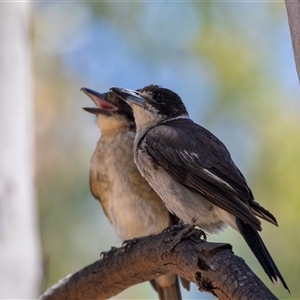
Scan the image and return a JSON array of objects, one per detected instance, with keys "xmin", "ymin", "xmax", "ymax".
[{"xmin": 34, "ymin": 2, "xmax": 299, "ymax": 299}]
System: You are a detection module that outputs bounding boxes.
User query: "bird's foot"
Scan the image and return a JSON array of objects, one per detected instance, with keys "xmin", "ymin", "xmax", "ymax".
[
  {"xmin": 162, "ymin": 223, "xmax": 187, "ymax": 234},
  {"xmin": 100, "ymin": 246, "xmax": 118, "ymax": 259},
  {"xmin": 122, "ymin": 237, "xmax": 139, "ymax": 250},
  {"xmin": 163, "ymin": 224, "xmax": 206, "ymax": 254},
  {"xmin": 100, "ymin": 238, "xmax": 140, "ymax": 259}
]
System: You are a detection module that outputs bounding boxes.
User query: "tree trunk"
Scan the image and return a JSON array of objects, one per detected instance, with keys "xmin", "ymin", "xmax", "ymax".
[
  {"xmin": 0, "ymin": 2, "xmax": 42, "ymax": 297},
  {"xmin": 285, "ymin": 0, "xmax": 300, "ymax": 85}
]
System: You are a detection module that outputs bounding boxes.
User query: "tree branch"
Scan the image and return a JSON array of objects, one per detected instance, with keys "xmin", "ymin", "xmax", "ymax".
[
  {"xmin": 40, "ymin": 227, "xmax": 276, "ymax": 300},
  {"xmin": 285, "ymin": 0, "xmax": 300, "ymax": 85}
]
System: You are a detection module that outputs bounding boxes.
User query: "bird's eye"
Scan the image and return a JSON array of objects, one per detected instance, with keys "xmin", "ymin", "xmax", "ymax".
[{"xmin": 155, "ymin": 92, "xmax": 164, "ymax": 102}]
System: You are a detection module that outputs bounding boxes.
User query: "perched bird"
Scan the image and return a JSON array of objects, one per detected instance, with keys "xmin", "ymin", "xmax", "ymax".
[
  {"xmin": 81, "ymin": 87, "xmax": 187, "ymax": 300},
  {"xmin": 111, "ymin": 84, "xmax": 289, "ymax": 292}
]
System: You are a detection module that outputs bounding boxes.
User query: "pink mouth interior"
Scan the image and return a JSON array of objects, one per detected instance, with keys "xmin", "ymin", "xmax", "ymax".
[{"xmin": 91, "ymin": 95, "xmax": 118, "ymax": 110}]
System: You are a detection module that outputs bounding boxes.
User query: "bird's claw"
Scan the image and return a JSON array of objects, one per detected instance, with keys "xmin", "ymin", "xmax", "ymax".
[
  {"xmin": 163, "ymin": 224, "xmax": 206, "ymax": 254},
  {"xmin": 101, "ymin": 237, "xmax": 141, "ymax": 259},
  {"xmin": 163, "ymin": 223, "xmax": 188, "ymax": 234},
  {"xmin": 100, "ymin": 246, "xmax": 118, "ymax": 259},
  {"xmin": 122, "ymin": 237, "xmax": 139, "ymax": 250}
]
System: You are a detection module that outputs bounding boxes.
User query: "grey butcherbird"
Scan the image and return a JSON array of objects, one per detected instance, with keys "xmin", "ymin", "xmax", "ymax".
[
  {"xmin": 81, "ymin": 87, "xmax": 188, "ymax": 300},
  {"xmin": 110, "ymin": 84, "xmax": 289, "ymax": 292}
]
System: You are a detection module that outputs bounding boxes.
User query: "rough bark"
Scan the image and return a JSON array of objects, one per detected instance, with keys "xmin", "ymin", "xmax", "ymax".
[
  {"xmin": 285, "ymin": 0, "xmax": 300, "ymax": 85},
  {"xmin": 0, "ymin": 2, "xmax": 42, "ymax": 298},
  {"xmin": 40, "ymin": 227, "xmax": 277, "ymax": 300}
]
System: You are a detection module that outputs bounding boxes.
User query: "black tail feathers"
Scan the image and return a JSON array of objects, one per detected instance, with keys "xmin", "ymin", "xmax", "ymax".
[{"xmin": 236, "ymin": 219, "xmax": 289, "ymax": 293}]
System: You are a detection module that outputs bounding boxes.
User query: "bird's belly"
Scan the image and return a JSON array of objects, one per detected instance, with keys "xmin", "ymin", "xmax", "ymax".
[
  {"xmin": 108, "ymin": 186, "xmax": 170, "ymax": 241},
  {"xmin": 137, "ymin": 160, "xmax": 226, "ymax": 234}
]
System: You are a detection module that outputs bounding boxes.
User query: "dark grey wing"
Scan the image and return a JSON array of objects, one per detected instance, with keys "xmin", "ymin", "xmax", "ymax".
[{"xmin": 143, "ymin": 118, "xmax": 262, "ymax": 230}]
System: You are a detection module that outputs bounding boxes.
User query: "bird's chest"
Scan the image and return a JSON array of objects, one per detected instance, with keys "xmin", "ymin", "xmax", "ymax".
[
  {"xmin": 92, "ymin": 136, "xmax": 169, "ymax": 240},
  {"xmin": 90, "ymin": 134, "xmax": 136, "ymax": 216},
  {"xmin": 107, "ymin": 165, "xmax": 170, "ymax": 240}
]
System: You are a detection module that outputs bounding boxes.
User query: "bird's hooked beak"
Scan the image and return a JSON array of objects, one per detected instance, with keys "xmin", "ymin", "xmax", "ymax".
[
  {"xmin": 110, "ymin": 87, "xmax": 145, "ymax": 107},
  {"xmin": 81, "ymin": 87, "xmax": 118, "ymax": 114}
]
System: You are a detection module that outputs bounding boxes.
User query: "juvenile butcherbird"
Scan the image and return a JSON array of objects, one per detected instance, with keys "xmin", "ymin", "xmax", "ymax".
[
  {"xmin": 111, "ymin": 84, "xmax": 289, "ymax": 292},
  {"xmin": 81, "ymin": 87, "xmax": 187, "ymax": 300}
]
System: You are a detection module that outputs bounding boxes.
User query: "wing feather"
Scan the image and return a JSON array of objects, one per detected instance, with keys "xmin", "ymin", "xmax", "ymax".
[{"xmin": 143, "ymin": 119, "xmax": 262, "ymax": 230}]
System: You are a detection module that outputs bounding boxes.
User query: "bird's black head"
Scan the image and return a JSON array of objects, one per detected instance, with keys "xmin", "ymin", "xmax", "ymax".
[
  {"xmin": 110, "ymin": 85, "xmax": 189, "ymax": 126},
  {"xmin": 138, "ymin": 85, "xmax": 188, "ymax": 119},
  {"xmin": 81, "ymin": 87, "xmax": 135, "ymax": 128}
]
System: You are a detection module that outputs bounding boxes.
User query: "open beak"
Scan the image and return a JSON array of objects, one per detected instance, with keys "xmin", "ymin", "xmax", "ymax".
[
  {"xmin": 81, "ymin": 87, "xmax": 118, "ymax": 114},
  {"xmin": 110, "ymin": 87, "xmax": 145, "ymax": 107}
]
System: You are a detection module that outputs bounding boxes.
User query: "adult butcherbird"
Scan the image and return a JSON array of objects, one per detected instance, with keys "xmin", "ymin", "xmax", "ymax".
[
  {"xmin": 110, "ymin": 84, "xmax": 289, "ymax": 292},
  {"xmin": 81, "ymin": 87, "xmax": 187, "ymax": 300}
]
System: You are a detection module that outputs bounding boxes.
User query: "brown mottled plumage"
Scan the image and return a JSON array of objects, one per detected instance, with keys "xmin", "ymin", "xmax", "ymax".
[{"xmin": 82, "ymin": 88, "xmax": 187, "ymax": 300}]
